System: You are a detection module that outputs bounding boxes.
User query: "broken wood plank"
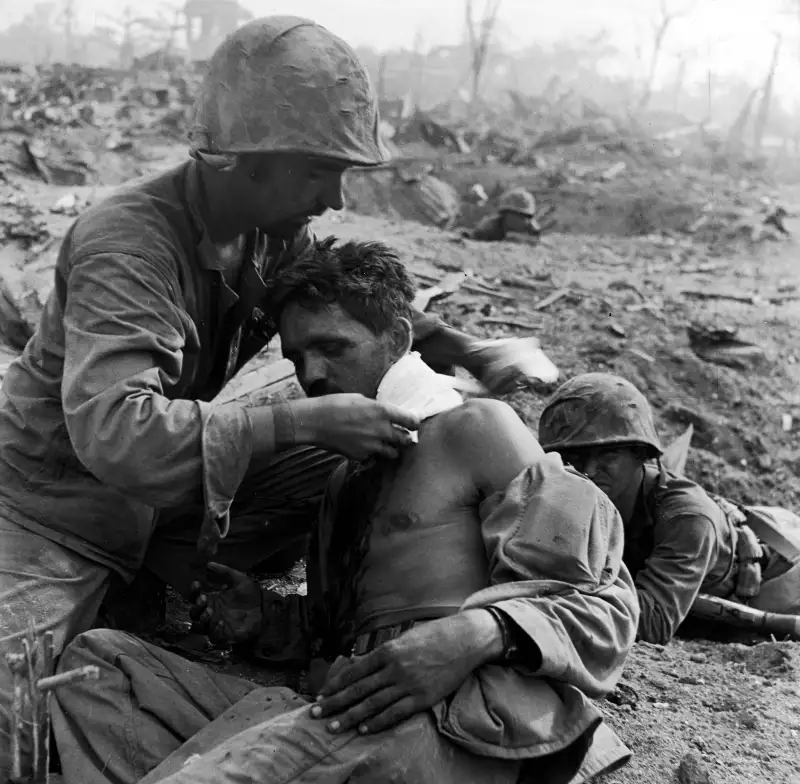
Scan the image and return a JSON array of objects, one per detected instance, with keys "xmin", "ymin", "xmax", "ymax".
[
  {"xmin": 533, "ymin": 288, "xmax": 570, "ymax": 311},
  {"xmin": 500, "ymin": 275, "xmax": 544, "ymax": 292},
  {"xmin": 412, "ymin": 271, "xmax": 467, "ymax": 311},
  {"xmin": 479, "ymin": 317, "xmax": 541, "ymax": 330},
  {"xmin": 413, "ymin": 270, "xmax": 516, "ymax": 302},
  {"xmin": 682, "ymin": 290, "xmax": 763, "ymax": 305}
]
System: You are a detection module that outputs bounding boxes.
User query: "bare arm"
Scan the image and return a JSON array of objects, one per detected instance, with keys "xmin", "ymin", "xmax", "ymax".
[{"xmin": 446, "ymin": 399, "xmax": 639, "ymax": 696}]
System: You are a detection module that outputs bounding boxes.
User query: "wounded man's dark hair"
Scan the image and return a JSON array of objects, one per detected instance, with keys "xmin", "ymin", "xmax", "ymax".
[{"xmin": 266, "ymin": 236, "xmax": 417, "ymax": 334}]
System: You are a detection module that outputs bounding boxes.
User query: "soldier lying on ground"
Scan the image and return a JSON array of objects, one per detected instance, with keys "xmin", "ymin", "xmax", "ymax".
[
  {"xmin": 50, "ymin": 239, "xmax": 638, "ymax": 784},
  {"xmin": 464, "ymin": 187, "xmax": 554, "ymax": 242},
  {"xmin": 538, "ymin": 372, "xmax": 800, "ymax": 645},
  {"xmin": 0, "ymin": 17, "xmax": 544, "ymax": 778}
]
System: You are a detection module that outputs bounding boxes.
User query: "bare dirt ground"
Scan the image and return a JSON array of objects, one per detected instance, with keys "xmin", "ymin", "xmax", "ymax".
[{"xmin": 2, "ymin": 138, "xmax": 800, "ymax": 782}]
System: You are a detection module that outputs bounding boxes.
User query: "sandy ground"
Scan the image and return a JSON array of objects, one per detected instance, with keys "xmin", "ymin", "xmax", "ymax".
[{"xmin": 3, "ymin": 140, "xmax": 800, "ymax": 782}]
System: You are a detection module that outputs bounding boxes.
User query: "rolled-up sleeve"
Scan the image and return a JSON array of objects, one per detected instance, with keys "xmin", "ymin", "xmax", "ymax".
[
  {"xmin": 62, "ymin": 252, "xmax": 252, "ymax": 512},
  {"xmin": 461, "ymin": 459, "xmax": 639, "ymax": 698}
]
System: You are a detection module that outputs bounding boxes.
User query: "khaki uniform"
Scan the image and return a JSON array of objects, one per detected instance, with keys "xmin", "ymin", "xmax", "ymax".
[
  {"xmin": 629, "ymin": 465, "xmax": 800, "ymax": 644},
  {"xmin": 0, "ymin": 160, "xmax": 485, "ymax": 779},
  {"xmin": 52, "ymin": 456, "xmax": 638, "ymax": 784}
]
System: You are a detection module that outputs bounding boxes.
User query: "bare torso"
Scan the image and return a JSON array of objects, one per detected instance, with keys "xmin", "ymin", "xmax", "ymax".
[{"xmin": 350, "ymin": 409, "xmax": 491, "ymax": 633}]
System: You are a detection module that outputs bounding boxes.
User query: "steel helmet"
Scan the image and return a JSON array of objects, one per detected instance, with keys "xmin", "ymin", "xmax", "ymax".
[
  {"xmin": 538, "ymin": 372, "xmax": 663, "ymax": 456},
  {"xmin": 188, "ymin": 16, "xmax": 390, "ymax": 166},
  {"xmin": 498, "ymin": 187, "xmax": 537, "ymax": 217}
]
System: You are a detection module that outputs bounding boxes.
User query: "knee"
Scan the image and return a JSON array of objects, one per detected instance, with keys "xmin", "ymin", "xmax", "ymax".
[{"xmin": 57, "ymin": 628, "xmax": 139, "ymax": 674}]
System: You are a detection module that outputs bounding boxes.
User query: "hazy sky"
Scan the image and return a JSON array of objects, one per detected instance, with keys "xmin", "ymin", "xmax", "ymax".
[{"xmin": 5, "ymin": 0, "xmax": 799, "ymax": 100}]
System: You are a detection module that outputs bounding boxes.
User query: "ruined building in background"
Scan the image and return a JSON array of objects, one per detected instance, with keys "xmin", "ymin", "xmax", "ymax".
[{"xmin": 183, "ymin": 0, "xmax": 253, "ymax": 63}]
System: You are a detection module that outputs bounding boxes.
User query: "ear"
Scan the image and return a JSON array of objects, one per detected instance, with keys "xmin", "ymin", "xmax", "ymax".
[{"xmin": 389, "ymin": 317, "xmax": 413, "ymax": 357}]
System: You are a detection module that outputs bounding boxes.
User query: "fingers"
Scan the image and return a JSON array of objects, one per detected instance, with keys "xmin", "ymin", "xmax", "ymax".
[
  {"xmin": 205, "ymin": 562, "xmax": 244, "ymax": 585},
  {"xmin": 319, "ymin": 650, "xmax": 382, "ymax": 698},
  {"xmin": 316, "ymin": 667, "xmax": 389, "ymax": 718},
  {"xmin": 356, "ymin": 696, "xmax": 418, "ymax": 735},
  {"xmin": 380, "ymin": 403, "xmax": 420, "ymax": 432},
  {"xmin": 316, "ymin": 685, "xmax": 403, "ymax": 734}
]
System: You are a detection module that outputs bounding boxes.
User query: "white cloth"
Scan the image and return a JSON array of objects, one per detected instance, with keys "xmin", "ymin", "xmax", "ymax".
[{"xmin": 376, "ymin": 352, "xmax": 463, "ymax": 442}]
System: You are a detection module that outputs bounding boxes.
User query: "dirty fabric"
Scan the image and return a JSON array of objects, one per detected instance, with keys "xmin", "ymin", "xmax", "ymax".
[
  {"xmin": 0, "ymin": 517, "xmax": 110, "ymax": 782},
  {"xmin": 0, "ymin": 160, "xmax": 463, "ymax": 580},
  {"xmin": 628, "ymin": 466, "xmax": 799, "ymax": 644},
  {"xmin": 52, "ymin": 457, "xmax": 634, "ymax": 783},
  {"xmin": 271, "ymin": 456, "xmax": 638, "ymax": 770},
  {"xmin": 52, "ymin": 631, "xmax": 523, "ymax": 784}
]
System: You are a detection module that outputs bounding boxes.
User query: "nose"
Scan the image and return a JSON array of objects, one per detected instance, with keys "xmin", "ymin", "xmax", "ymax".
[
  {"xmin": 298, "ymin": 354, "xmax": 328, "ymax": 394},
  {"xmin": 320, "ymin": 171, "xmax": 345, "ymax": 212}
]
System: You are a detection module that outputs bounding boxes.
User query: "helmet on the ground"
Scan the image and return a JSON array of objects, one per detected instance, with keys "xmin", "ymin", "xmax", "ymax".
[
  {"xmin": 188, "ymin": 16, "xmax": 390, "ymax": 166},
  {"xmin": 538, "ymin": 372, "xmax": 663, "ymax": 456},
  {"xmin": 498, "ymin": 187, "xmax": 537, "ymax": 217}
]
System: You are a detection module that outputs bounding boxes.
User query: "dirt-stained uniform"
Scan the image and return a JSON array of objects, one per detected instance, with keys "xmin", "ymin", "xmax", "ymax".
[
  {"xmin": 539, "ymin": 373, "xmax": 800, "ymax": 645},
  {"xmin": 0, "ymin": 17, "xmax": 511, "ymax": 779},
  {"xmin": 52, "ymin": 393, "xmax": 637, "ymax": 784}
]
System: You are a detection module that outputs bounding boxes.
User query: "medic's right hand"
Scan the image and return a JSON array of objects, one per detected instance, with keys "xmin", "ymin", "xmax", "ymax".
[
  {"xmin": 292, "ymin": 394, "xmax": 420, "ymax": 461},
  {"xmin": 190, "ymin": 562, "xmax": 263, "ymax": 645}
]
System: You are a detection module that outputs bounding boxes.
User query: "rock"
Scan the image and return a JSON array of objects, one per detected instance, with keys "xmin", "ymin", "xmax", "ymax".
[
  {"xmin": 678, "ymin": 751, "xmax": 712, "ymax": 784},
  {"xmin": 738, "ymin": 710, "xmax": 760, "ymax": 730},
  {"xmin": 690, "ymin": 652, "xmax": 708, "ymax": 664},
  {"xmin": 679, "ymin": 675, "xmax": 704, "ymax": 685}
]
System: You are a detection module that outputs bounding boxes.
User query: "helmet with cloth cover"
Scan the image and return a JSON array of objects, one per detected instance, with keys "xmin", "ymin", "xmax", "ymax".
[
  {"xmin": 188, "ymin": 16, "xmax": 390, "ymax": 167},
  {"xmin": 497, "ymin": 187, "xmax": 537, "ymax": 217},
  {"xmin": 538, "ymin": 372, "xmax": 663, "ymax": 456}
]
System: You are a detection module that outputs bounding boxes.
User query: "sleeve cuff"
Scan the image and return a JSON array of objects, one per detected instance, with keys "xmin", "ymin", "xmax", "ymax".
[{"xmin": 198, "ymin": 400, "xmax": 253, "ymax": 521}]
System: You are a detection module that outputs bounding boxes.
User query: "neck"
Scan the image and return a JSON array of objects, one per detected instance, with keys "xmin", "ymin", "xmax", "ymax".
[
  {"xmin": 195, "ymin": 164, "xmax": 256, "ymax": 243},
  {"xmin": 615, "ymin": 467, "xmax": 645, "ymax": 526}
]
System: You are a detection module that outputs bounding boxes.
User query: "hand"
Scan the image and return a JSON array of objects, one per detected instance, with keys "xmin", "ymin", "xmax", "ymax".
[
  {"xmin": 295, "ymin": 394, "xmax": 420, "ymax": 461},
  {"xmin": 470, "ymin": 339, "xmax": 544, "ymax": 395},
  {"xmin": 189, "ymin": 563, "xmax": 262, "ymax": 645},
  {"xmin": 311, "ymin": 610, "xmax": 502, "ymax": 734}
]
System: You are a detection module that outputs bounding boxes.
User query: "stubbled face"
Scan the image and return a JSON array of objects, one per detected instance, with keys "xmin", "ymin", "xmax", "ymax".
[
  {"xmin": 558, "ymin": 445, "xmax": 645, "ymax": 508},
  {"xmin": 236, "ymin": 153, "xmax": 349, "ymax": 237},
  {"xmin": 279, "ymin": 301, "xmax": 396, "ymax": 399}
]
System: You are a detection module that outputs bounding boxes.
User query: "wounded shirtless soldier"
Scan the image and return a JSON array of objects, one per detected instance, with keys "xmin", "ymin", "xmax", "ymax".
[{"xmin": 51, "ymin": 238, "xmax": 639, "ymax": 784}]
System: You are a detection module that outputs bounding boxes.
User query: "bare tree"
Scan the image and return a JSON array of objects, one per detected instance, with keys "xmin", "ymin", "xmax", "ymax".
[
  {"xmin": 464, "ymin": 0, "xmax": 502, "ymax": 107},
  {"xmin": 637, "ymin": 0, "xmax": 696, "ymax": 112},
  {"xmin": 752, "ymin": 35, "xmax": 782, "ymax": 154}
]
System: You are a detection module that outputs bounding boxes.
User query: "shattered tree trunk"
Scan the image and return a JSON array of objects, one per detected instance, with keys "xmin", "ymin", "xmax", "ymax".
[{"xmin": 752, "ymin": 36, "xmax": 782, "ymax": 155}]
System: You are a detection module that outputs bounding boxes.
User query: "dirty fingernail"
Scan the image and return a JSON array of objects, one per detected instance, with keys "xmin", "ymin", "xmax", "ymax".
[
  {"xmin": 328, "ymin": 720, "xmax": 340, "ymax": 732},
  {"xmin": 311, "ymin": 705, "xmax": 322, "ymax": 717},
  {"xmin": 358, "ymin": 724, "xmax": 368, "ymax": 735}
]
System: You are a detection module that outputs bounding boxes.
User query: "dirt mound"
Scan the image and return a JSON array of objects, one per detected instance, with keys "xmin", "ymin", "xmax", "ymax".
[{"xmin": 343, "ymin": 166, "xmax": 460, "ymax": 228}]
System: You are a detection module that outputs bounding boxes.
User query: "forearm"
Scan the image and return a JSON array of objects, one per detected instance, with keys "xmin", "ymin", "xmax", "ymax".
[
  {"xmin": 635, "ymin": 569, "xmax": 706, "ymax": 645},
  {"xmin": 461, "ymin": 609, "xmax": 506, "ymax": 668},
  {"xmin": 410, "ymin": 310, "xmax": 481, "ymax": 374}
]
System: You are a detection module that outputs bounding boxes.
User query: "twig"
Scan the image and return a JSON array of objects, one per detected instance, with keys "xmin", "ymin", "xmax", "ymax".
[
  {"xmin": 533, "ymin": 288, "xmax": 571, "ymax": 311},
  {"xmin": 479, "ymin": 317, "xmax": 540, "ymax": 330},
  {"xmin": 37, "ymin": 665, "xmax": 101, "ymax": 692}
]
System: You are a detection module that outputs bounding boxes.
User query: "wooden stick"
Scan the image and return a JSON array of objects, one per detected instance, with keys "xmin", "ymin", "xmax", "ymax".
[
  {"xmin": 37, "ymin": 665, "xmax": 100, "ymax": 692},
  {"xmin": 533, "ymin": 288, "xmax": 570, "ymax": 311},
  {"xmin": 479, "ymin": 317, "xmax": 541, "ymax": 330},
  {"xmin": 9, "ymin": 655, "xmax": 25, "ymax": 781}
]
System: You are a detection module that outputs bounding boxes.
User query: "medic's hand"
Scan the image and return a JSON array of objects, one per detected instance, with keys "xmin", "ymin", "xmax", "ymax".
[
  {"xmin": 468, "ymin": 341, "xmax": 533, "ymax": 395},
  {"xmin": 189, "ymin": 562, "xmax": 263, "ymax": 645},
  {"xmin": 297, "ymin": 395, "xmax": 420, "ymax": 461},
  {"xmin": 311, "ymin": 611, "xmax": 499, "ymax": 735}
]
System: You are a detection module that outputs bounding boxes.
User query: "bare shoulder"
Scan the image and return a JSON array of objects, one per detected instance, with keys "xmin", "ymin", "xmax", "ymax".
[
  {"xmin": 437, "ymin": 399, "xmax": 545, "ymax": 494},
  {"xmin": 438, "ymin": 398, "xmax": 523, "ymax": 439}
]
